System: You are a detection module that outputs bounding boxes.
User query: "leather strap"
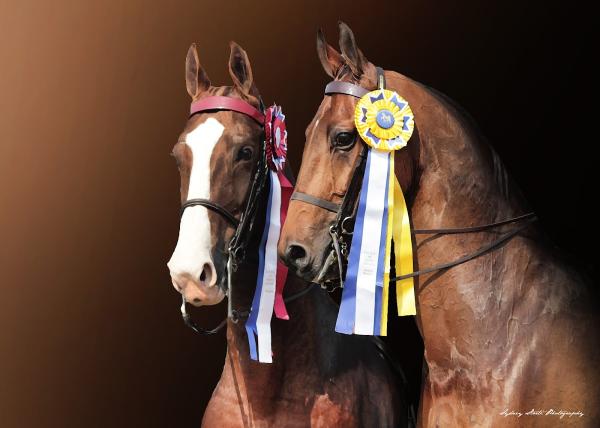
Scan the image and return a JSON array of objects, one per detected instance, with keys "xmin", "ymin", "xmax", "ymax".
[
  {"xmin": 325, "ymin": 68, "xmax": 385, "ymax": 99},
  {"xmin": 391, "ymin": 216, "xmax": 537, "ymax": 282},
  {"xmin": 190, "ymin": 96, "xmax": 265, "ymax": 124},
  {"xmin": 375, "ymin": 66, "xmax": 386, "ymax": 89},
  {"xmin": 181, "ymin": 283, "xmax": 315, "ymax": 335},
  {"xmin": 412, "ymin": 212, "xmax": 537, "ymax": 235},
  {"xmin": 181, "ymin": 198, "xmax": 239, "ymax": 227},
  {"xmin": 333, "ymin": 145, "xmax": 368, "ymax": 228},
  {"xmin": 290, "ymin": 145, "xmax": 367, "ymax": 220},
  {"xmin": 291, "ymin": 191, "xmax": 341, "ymax": 213},
  {"xmin": 324, "ymin": 81, "xmax": 369, "ymax": 98}
]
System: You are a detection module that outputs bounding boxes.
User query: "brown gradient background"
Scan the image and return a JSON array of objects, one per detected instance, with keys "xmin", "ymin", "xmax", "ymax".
[{"xmin": 0, "ymin": 1, "xmax": 595, "ymax": 427}]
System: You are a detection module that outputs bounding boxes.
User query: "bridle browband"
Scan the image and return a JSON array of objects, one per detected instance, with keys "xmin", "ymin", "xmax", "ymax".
[
  {"xmin": 190, "ymin": 95, "xmax": 266, "ymax": 123},
  {"xmin": 291, "ymin": 68, "xmax": 538, "ymax": 288}
]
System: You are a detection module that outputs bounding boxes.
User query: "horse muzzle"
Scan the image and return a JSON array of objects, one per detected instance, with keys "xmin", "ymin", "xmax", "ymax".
[{"xmin": 170, "ymin": 265, "xmax": 224, "ymax": 307}]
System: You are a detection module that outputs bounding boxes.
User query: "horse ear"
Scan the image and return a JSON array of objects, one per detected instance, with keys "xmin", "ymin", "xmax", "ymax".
[
  {"xmin": 185, "ymin": 43, "xmax": 211, "ymax": 99},
  {"xmin": 338, "ymin": 21, "xmax": 368, "ymax": 76},
  {"xmin": 316, "ymin": 28, "xmax": 344, "ymax": 78},
  {"xmin": 228, "ymin": 41, "xmax": 257, "ymax": 97}
]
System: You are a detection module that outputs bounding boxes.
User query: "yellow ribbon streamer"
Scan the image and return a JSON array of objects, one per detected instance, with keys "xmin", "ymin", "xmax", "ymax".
[
  {"xmin": 379, "ymin": 154, "xmax": 395, "ymax": 336},
  {"xmin": 393, "ymin": 176, "xmax": 416, "ymax": 316},
  {"xmin": 379, "ymin": 156, "xmax": 416, "ymax": 335}
]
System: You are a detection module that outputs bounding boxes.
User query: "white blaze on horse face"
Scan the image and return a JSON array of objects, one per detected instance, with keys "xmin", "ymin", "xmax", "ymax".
[{"xmin": 167, "ymin": 118, "xmax": 224, "ymax": 284}]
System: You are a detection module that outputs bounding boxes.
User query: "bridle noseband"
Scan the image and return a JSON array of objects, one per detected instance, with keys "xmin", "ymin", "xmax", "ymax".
[
  {"xmin": 181, "ymin": 199, "xmax": 240, "ymax": 227},
  {"xmin": 291, "ymin": 68, "xmax": 538, "ymax": 288}
]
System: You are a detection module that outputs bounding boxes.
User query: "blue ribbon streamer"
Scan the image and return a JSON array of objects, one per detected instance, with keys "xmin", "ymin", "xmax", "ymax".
[
  {"xmin": 245, "ymin": 174, "xmax": 274, "ymax": 360},
  {"xmin": 335, "ymin": 150, "xmax": 390, "ymax": 335},
  {"xmin": 335, "ymin": 152, "xmax": 372, "ymax": 334}
]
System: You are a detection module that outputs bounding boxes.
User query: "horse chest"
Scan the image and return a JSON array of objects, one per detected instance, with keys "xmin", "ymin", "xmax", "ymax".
[{"xmin": 202, "ymin": 389, "xmax": 357, "ymax": 428}]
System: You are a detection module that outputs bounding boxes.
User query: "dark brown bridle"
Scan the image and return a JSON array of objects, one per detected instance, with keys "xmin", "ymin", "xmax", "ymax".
[
  {"xmin": 179, "ymin": 95, "xmax": 312, "ymax": 335},
  {"xmin": 291, "ymin": 68, "xmax": 538, "ymax": 289}
]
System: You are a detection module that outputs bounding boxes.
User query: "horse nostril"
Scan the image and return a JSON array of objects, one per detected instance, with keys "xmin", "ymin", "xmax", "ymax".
[
  {"xmin": 198, "ymin": 262, "xmax": 216, "ymax": 287},
  {"xmin": 287, "ymin": 244, "xmax": 307, "ymax": 262}
]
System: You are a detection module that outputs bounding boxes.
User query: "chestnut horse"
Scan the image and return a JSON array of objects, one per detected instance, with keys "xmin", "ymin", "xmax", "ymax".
[
  {"xmin": 278, "ymin": 22, "xmax": 600, "ymax": 427},
  {"xmin": 167, "ymin": 42, "xmax": 412, "ymax": 427}
]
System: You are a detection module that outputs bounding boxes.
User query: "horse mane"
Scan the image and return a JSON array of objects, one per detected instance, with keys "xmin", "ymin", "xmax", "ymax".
[{"xmin": 420, "ymin": 83, "xmax": 513, "ymax": 200}]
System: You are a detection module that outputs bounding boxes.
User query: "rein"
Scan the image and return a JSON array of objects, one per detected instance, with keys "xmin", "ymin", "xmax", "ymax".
[
  {"xmin": 291, "ymin": 70, "xmax": 538, "ymax": 288},
  {"xmin": 181, "ymin": 285, "xmax": 315, "ymax": 335}
]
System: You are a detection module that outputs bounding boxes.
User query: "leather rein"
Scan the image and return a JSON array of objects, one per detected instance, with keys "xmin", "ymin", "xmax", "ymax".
[{"xmin": 291, "ymin": 68, "xmax": 538, "ymax": 289}]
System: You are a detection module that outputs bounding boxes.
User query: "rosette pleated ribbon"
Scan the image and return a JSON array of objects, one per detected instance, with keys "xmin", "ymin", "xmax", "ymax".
[
  {"xmin": 335, "ymin": 89, "xmax": 417, "ymax": 336},
  {"xmin": 245, "ymin": 105, "xmax": 293, "ymax": 362}
]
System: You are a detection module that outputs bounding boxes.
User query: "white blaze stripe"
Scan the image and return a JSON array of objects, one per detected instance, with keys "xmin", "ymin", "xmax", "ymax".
[
  {"xmin": 354, "ymin": 150, "xmax": 389, "ymax": 335},
  {"xmin": 256, "ymin": 171, "xmax": 282, "ymax": 363},
  {"xmin": 167, "ymin": 118, "xmax": 224, "ymax": 279}
]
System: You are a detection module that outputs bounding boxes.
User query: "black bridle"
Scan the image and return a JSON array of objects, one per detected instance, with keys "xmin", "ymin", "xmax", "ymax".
[
  {"xmin": 178, "ymin": 96, "xmax": 313, "ymax": 335},
  {"xmin": 176, "ymin": 95, "xmax": 269, "ymax": 333},
  {"xmin": 181, "ymin": 199, "xmax": 240, "ymax": 227},
  {"xmin": 291, "ymin": 67, "xmax": 538, "ymax": 289}
]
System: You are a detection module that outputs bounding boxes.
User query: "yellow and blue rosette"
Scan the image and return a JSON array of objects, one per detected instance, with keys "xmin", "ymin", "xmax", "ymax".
[
  {"xmin": 335, "ymin": 88, "xmax": 416, "ymax": 337},
  {"xmin": 355, "ymin": 89, "xmax": 414, "ymax": 151}
]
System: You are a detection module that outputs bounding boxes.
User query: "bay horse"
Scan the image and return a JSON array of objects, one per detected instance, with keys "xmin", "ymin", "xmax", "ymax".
[
  {"xmin": 167, "ymin": 41, "xmax": 413, "ymax": 427},
  {"xmin": 278, "ymin": 22, "xmax": 600, "ymax": 427}
]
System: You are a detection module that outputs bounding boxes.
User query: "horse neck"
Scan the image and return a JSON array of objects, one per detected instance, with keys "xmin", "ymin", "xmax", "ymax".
[
  {"xmin": 219, "ymin": 262, "xmax": 341, "ymax": 404},
  {"xmin": 410, "ymin": 88, "xmax": 527, "ymax": 227},
  {"xmin": 389, "ymin": 73, "xmax": 554, "ymax": 340}
]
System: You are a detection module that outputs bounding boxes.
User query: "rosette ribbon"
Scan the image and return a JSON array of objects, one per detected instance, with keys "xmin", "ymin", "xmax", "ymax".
[
  {"xmin": 245, "ymin": 105, "xmax": 293, "ymax": 363},
  {"xmin": 335, "ymin": 87, "xmax": 417, "ymax": 336}
]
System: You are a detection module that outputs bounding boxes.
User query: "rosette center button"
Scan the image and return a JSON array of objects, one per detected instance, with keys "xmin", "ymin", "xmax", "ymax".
[{"xmin": 376, "ymin": 109, "xmax": 395, "ymax": 129}]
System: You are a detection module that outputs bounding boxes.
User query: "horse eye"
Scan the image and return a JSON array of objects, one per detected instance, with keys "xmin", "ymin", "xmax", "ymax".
[
  {"xmin": 332, "ymin": 131, "xmax": 357, "ymax": 150},
  {"xmin": 235, "ymin": 146, "xmax": 253, "ymax": 162}
]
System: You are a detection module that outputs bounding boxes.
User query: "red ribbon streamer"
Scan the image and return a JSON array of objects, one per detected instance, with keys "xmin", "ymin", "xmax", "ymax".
[{"xmin": 265, "ymin": 105, "xmax": 291, "ymax": 320}]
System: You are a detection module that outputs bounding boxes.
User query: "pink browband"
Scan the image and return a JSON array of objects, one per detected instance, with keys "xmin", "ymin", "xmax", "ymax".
[{"xmin": 189, "ymin": 96, "xmax": 265, "ymax": 124}]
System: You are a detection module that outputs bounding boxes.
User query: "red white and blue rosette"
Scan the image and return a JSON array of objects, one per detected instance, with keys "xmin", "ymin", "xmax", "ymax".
[{"xmin": 245, "ymin": 105, "xmax": 293, "ymax": 363}]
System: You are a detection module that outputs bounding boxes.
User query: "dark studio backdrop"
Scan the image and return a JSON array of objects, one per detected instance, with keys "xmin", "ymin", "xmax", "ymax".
[{"xmin": 0, "ymin": 1, "xmax": 596, "ymax": 427}]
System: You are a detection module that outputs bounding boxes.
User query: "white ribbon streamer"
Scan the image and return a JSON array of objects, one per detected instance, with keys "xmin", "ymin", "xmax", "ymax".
[
  {"xmin": 354, "ymin": 150, "xmax": 390, "ymax": 335},
  {"xmin": 254, "ymin": 171, "xmax": 282, "ymax": 362}
]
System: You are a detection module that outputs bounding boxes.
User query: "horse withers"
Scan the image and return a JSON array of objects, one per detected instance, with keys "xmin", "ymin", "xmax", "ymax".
[
  {"xmin": 278, "ymin": 22, "xmax": 600, "ymax": 427},
  {"xmin": 167, "ymin": 41, "xmax": 412, "ymax": 427}
]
